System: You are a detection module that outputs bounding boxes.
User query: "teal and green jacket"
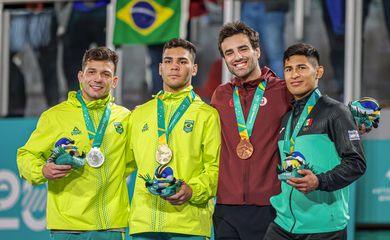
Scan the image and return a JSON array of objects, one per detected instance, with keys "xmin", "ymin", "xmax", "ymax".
[
  {"xmin": 17, "ymin": 91, "xmax": 131, "ymax": 230},
  {"xmin": 271, "ymin": 93, "xmax": 366, "ymax": 234},
  {"xmin": 127, "ymin": 86, "xmax": 221, "ymax": 237}
]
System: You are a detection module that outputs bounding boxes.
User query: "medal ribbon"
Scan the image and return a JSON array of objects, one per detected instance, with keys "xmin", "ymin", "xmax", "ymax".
[
  {"xmin": 283, "ymin": 89, "xmax": 321, "ymax": 156},
  {"xmin": 233, "ymin": 80, "xmax": 267, "ymax": 140},
  {"xmin": 76, "ymin": 91, "xmax": 111, "ymax": 148},
  {"xmin": 157, "ymin": 90, "xmax": 196, "ymax": 145}
]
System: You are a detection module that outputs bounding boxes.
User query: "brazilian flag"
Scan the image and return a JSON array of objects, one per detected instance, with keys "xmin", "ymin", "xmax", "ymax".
[{"xmin": 113, "ymin": 0, "xmax": 189, "ymax": 45}]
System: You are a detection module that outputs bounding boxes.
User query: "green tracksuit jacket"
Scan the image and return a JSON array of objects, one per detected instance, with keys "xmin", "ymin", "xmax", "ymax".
[
  {"xmin": 127, "ymin": 86, "xmax": 221, "ymax": 237},
  {"xmin": 271, "ymin": 95, "xmax": 365, "ymax": 234},
  {"xmin": 17, "ymin": 91, "xmax": 131, "ymax": 231}
]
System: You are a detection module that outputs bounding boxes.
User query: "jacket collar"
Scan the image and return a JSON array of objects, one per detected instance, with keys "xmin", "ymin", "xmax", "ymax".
[
  {"xmin": 68, "ymin": 91, "xmax": 112, "ymax": 110},
  {"xmin": 155, "ymin": 86, "xmax": 194, "ymax": 102},
  {"xmin": 229, "ymin": 66, "xmax": 277, "ymax": 87},
  {"xmin": 290, "ymin": 88, "xmax": 318, "ymax": 111}
]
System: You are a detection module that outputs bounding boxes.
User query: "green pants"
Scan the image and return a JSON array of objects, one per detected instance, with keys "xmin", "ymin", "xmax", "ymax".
[
  {"xmin": 132, "ymin": 232, "xmax": 208, "ymax": 240},
  {"xmin": 50, "ymin": 231, "xmax": 125, "ymax": 240}
]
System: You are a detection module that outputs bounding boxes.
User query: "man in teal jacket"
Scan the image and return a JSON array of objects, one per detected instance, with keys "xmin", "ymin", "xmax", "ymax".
[
  {"xmin": 17, "ymin": 47, "xmax": 131, "ymax": 240},
  {"xmin": 127, "ymin": 38, "xmax": 221, "ymax": 239},
  {"xmin": 264, "ymin": 43, "xmax": 366, "ymax": 240}
]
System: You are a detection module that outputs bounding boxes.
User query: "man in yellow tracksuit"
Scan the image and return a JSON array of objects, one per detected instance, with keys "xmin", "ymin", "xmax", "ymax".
[
  {"xmin": 127, "ymin": 38, "xmax": 221, "ymax": 239},
  {"xmin": 17, "ymin": 47, "xmax": 131, "ymax": 240}
]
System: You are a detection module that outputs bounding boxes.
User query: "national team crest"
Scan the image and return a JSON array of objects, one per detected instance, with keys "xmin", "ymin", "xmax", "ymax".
[
  {"xmin": 183, "ymin": 120, "xmax": 194, "ymax": 133},
  {"xmin": 114, "ymin": 122, "xmax": 124, "ymax": 134},
  {"xmin": 303, "ymin": 118, "xmax": 313, "ymax": 131}
]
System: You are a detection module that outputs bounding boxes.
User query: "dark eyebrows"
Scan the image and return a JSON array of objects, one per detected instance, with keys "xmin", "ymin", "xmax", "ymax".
[{"xmin": 163, "ymin": 56, "xmax": 190, "ymax": 62}]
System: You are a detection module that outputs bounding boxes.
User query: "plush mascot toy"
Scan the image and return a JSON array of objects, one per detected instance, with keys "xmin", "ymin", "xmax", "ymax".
[
  {"xmin": 277, "ymin": 151, "xmax": 313, "ymax": 181},
  {"xmin": 49, "ymin": 138, "xmax": 85, "ymax": 169},
  {"xmin": 349, "ymin": 97, "xmax": 381, "ymax": 133},
  {"xmin": 139, "ymin": 165, "xmax": 183, "ymax": 197}
]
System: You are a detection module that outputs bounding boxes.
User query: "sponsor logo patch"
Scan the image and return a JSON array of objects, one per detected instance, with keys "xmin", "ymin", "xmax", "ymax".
[
  {"xmin": 142, "ymin": 123, "xmax": 149, "ymax": 132},
  {"xmin": 348, "ymin": 130, "xmax": 360, "ymax": 141},
  {"xmin": 71, "ymin": 127, "xmax": 82, "ymax": 135}
]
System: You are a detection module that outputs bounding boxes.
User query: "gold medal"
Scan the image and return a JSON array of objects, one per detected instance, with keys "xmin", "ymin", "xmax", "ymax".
[
  {"xmin": 86, "ymin": 147, "xmax": 105, "ymax": 168},
  {"xmin": 156, "ymin": 144, "xmax": 173, "ymax": 165},
  {"xmin": 236, "ymin": 139, "xmax": 254, "ymax": 160}
]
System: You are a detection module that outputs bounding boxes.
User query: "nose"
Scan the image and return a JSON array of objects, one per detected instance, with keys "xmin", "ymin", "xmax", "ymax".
[
  {"xmin": 94, "ymin": 74, "xmax": 103, "ymax": 82},
  {"xmin": 171, "ymin": 62, "xmax": 180, "ymax": 70},
  {"xmin": 234, "ymin": 51, "xmax": 243, "ymax": 61},
  {"xmin": 292, "ymin": 68, "xmax": 300, "ymax": 78}
]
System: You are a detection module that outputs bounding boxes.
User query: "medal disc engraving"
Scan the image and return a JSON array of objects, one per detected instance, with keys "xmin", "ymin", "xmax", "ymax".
[
  {"xmin": 156, "ymin": 144, "xmax": 173, "ymax": 165},
  {"xmin": 236, "ymin": 139, "xmax": 254, "ymax": 160},
  {"xmin": 86, "ymin": 147, "xmax": 105, "ymax": 168}
]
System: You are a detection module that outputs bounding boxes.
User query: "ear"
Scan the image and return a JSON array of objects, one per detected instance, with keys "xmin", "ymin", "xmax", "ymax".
[
  {"xmin": 159, "ymin": 63, "xmax": 162, "ymax": 76},
  {"xmin": 192, "ymin": 64, "xmax": 198, "ymax": 76},
  {"xmin": 255, "ymin": 47, "xmax": 261, "ymax": 59},
  {"xmin": 77, "ymin": 71, "xmax": 83, "ymax": 83},
  {"xmin": 316, "ymin": 65, "xmax": 324, "ymax": 79},
  {"xmin": 111, "ymin": 76, "xmax": 119, "ymax": 89}
]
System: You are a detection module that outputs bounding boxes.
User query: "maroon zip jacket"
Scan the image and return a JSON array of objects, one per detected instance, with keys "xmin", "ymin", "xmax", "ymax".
[{"xmin": 211, "ymin": 67, "xmax": 292, "ymax": 205}]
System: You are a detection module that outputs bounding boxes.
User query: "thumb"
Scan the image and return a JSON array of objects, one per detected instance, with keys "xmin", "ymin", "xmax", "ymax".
[{"xmin": 297, "ymin": 169, "xmax": 311, "ymax": 175}]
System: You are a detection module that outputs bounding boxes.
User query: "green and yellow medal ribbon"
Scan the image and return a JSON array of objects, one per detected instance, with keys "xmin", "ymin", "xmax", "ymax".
[
  {"xmin": 283, "ymin": 89, "xmax": 321, "ymax": 156},
  {"xmin": 233, "ymin": 80, "xmax": 267, "ymax": 140},
  {"xmin": 157, "ymin": 90, "xmax": 196, "ymax": 145},
  {"xmin": 76, "ymin": 91, "xmax": 111, "ymax": 148}
]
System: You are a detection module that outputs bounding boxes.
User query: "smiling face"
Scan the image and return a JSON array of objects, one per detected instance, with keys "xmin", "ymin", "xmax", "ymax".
[
  {"xmin": 284, "ymin": 55, "xmax": 324, "ymax": 100},
  {"xmin": 78, "ymin": 60, "xmax": 118, "ymax": 101},
  {"xmin": 159, "ymin": 47, "xmax": 197, "ymax": 93},
  {"xmin": 220, "ymin": 33, "xmax": 261, "ymax": 81}
]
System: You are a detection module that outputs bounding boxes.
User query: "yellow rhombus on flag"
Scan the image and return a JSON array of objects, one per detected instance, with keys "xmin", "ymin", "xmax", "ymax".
[{"xmin": 113, "ymin": 0, "xmax": 189, "ymax": 45}]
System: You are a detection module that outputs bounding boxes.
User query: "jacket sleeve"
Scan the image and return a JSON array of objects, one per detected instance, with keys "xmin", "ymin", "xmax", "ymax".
[
  {"xmin": 316, "ymin": 105, "xmax": 366, "ymax": 191},
  {"xmin": 125, "ymin": 112, "xmax": 137, "ymax": 177},
  {"xmin": 188, "ymin": 109, "xmax": 221, "ymax": 205},
  {"xmin": 17, "ymin": 112, "xmax": 55, "ymax": 186}
]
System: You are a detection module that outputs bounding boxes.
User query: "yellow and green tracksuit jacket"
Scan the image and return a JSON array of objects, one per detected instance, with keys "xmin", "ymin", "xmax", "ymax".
[
  {"xmin": 127, "ymin": 86, "xmax": 221, "ymax": 237},
  {"xmin": 17, "ymin": 91, "xmax": 131, "ymax": 231}
]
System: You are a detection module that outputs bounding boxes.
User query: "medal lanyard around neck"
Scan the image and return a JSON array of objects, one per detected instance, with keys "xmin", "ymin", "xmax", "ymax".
[
  {"xmin": 157, "ymin": 90, "xmax": 196, "ymax": 145},
  {"xmin": 283, "ymin": 89, "xmax": 321, "ymax": 156},
  {"xmin": 76, "ymin": 91, "xmax": 111, "ymax": 148},
  {"xmin": 233, "ymin": 80, "xmax": 267, "ymax": 140}
]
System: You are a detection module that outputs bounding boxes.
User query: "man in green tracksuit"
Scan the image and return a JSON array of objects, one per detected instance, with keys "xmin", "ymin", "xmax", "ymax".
[
  {"xmin": 17, "ymin": 47, "xmax": 131, "ymax": 240},
  {"xmin": 264, "ymin": 43, "xmax": 366, "ymax": 240},
  {"xmin": 127, "ymin": 38, "xmax": 221, "ymax": 239}
]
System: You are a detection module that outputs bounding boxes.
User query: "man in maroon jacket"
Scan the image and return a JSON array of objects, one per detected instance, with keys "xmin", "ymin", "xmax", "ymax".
[{"xmin": 211, "ymin": 21, "xmax": 292, "ymax": 240}]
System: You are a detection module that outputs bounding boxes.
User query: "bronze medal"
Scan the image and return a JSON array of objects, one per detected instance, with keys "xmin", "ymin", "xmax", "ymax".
[{"xmin": 236, "ymin": 139, "xmax": 254, "ymax": 160}]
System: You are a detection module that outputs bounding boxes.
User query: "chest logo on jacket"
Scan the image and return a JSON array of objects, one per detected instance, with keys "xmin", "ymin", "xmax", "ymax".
[
  {"xmin": 183, "ymin": 120, "xmax": 194, "ymax": 133},
  {"xmin": 71, "ymin": 127, "xmax": 82, "ymax": 135},
  {"xmin": 114, "ymin": 122, "xmax": 124, "ymax": 134},
  {"xmin": 260, "ymin": 97, "xmax": 267, "ymax": 106},
  {"xmin": 142, "ymin": 123, "xmax": 149, "ymax": 132},
  {"xmin": 229, "ymin": 98, "xmax": 234, "ymax": 108}
]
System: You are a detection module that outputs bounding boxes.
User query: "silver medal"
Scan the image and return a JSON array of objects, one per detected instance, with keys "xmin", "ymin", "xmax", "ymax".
[
  {"xmin": 156, "ymin": 144, "xmax": 172, "ymax": 165},
  {"xmin": 86, "ymin": 147, "xmax": 105, "ymax": 168}
]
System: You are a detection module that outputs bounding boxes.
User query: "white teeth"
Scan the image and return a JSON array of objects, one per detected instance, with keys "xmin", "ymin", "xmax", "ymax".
[{"xmin": 91, "ymin": 85, "xmax": 102, "ymax": 90}]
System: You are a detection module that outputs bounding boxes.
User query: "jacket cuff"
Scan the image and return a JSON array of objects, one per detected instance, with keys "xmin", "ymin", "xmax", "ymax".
[
  {"xmin": 188, "ymin": 183, "xmax": 203, "ymax": 205},
  {"xmin": 316, "ymin": 173, "xmax": 326, "ymax": 191}
]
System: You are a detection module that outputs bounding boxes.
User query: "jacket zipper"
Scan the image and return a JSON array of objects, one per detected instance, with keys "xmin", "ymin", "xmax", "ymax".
[
  {"xmin": 242, "ymin": 86, "xmax": 250, "ymax": 203},
  {"xmin": 289, "ymin": 187, "xmax": 296, "ymax": 233},
  {"xmin": 93, "ymin": 110, "xmax": 108, "ymax": 229}
]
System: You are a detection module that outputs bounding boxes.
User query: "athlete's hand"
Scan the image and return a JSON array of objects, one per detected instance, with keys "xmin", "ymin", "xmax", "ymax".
[
  {"xmin": 358, "ymin": 124, "xmax": 367, "ymax": 135},
  {"xmin": 162, "ymin": 182, "xmax": 192, "ymax": 205},
  {"xmin": 287, "ymin": 169, "xmax": 319, "ymax": 194},
  {"xmin": 42, "ymin": 161, "xmax": 72, "ymax": 180}
]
